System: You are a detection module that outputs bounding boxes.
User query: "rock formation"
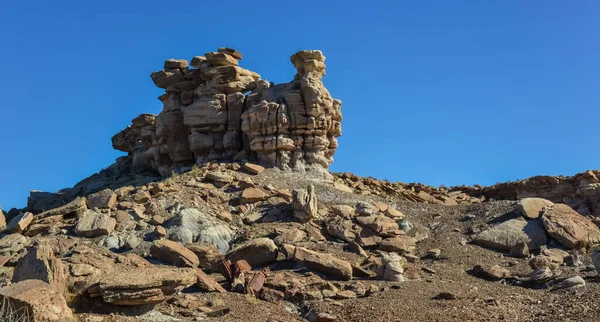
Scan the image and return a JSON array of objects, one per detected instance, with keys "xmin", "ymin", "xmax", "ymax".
[{"xmin": 112, "ymin": 48, "xmax": 342, "ymax": 179}]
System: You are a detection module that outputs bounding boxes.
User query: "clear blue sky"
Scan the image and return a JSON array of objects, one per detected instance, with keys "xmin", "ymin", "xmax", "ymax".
[{"xmin": 1, "ymin": 1, "xmax": 598, "ymax": 209}]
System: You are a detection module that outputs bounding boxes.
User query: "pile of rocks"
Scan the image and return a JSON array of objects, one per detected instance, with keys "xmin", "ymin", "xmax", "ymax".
[{"xmin": 112, "ymin": 48, "xmax": 342, "ymax": 180}]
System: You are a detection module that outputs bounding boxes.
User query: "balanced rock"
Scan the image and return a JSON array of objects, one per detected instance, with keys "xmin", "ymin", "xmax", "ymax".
[
  {"xmin": 541, "ymin": 204, "xmax": 600, "ymax": 249},
  {"xmin": 518, "ymin": 198, "xmax": 554, "ymax": 219},
  {"xmin": 112, "ymin": 48, "xmax": 342, "ymax": 179}
]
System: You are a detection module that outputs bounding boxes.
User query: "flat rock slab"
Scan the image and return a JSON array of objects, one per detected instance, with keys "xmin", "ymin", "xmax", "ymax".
[
  {"xmin": 293, "ymin": 247, "xmax": 352, "ymax": 281},
  {"xmin": 542, "ymin": 204, "xmax": 600, "ymax": 249},
  {"xmin": 75, "ymin": 209, "xmax": 116, "ymax": 237},
  {"xmin": 474, "ymin": 218, "xmax": 547, "ymax": 251},
  {"xmin": 150, "ymin": 239, "xmax": 200, "ymax": 267},
  {"xmin": 226, "ymin": 238, "xmax": 278, "ymax": 268}
]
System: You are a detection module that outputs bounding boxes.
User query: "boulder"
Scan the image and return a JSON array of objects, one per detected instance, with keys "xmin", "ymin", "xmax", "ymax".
[
  {"xmin": 0, "ymin": 234, "xmax": 30, "ymax": 261},
  {"xmin": 472, "ymin": 264, "xmax": 510, "ymax": 280},
  {"xmin": 242, "ymin": 162, "xmax": 265, "ymax": 174},
  {"xmin": 75, "ymin": 209, "xmax": 116, "ymax": 237},
  {"xmin": 86, "ymin": 189, "xmax": 117, "ymax": 209},
  {"xmin": 5, "ymin": 212, "xmax": 34, "ymax": 233},
  {"xmin": 226, "ymin": 238, "xmax": 278, "ymax": 267},
  {"xmin": 150, "ymin": 240, "xmax": 200, "ymax": 268},
  {"xmin": 166, "ymin": 208, "xmax": 234, "ymax": 253},
  {"xmin": 518, "ymin": 198, "xmax": 554, "ymax": 219},
  {"xmin": 273, "ymin": 228, "xmax": 307, "ymax": 246},
  {"xmin": 329, "ymin": 205, "xmax": 356, "ymax": 218},
  {"xmin": 186, "ymin": 242, "xmax": 223, "ymax": 270},
  {"xmin": 474, "ymin": 219, "xmax": 547, "ymax": 251},
  {"xmin": 0, "ymin": 280, "xmax": 74, "ymax": 321},
  {"xmin": 541, "ymin": 204, "xmax": 600, "ymax": 249},
  {"xmin": 293, "ymin": 247, "xmax": 352, "ymax": 281}
]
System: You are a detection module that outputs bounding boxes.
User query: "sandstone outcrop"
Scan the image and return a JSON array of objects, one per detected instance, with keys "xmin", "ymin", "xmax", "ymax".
[{"xmin": 112, "ymin": 48, "xmax": 342, "ymax": 179}]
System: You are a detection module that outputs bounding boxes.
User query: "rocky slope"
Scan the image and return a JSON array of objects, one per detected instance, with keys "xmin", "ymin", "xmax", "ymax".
[{"xmin": 3, "ymin": 48, "xmax": 600, "ymax": 322}]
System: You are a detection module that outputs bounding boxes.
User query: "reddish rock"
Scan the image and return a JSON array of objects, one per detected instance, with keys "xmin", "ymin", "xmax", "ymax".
[
  {"xmin": 241, "ymin": 188, "xmax": 268, "ymax": 204},
  {"xmin": 150, "ymin": 240, "xmax": 200, "ymax": 267}
]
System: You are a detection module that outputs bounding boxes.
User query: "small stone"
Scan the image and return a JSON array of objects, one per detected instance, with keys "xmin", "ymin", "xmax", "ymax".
[
  {"xmin": 426, "ymin": 248, "xmax": 441, "ymax": 259},
  {"xmin": 335, "ymin": 290, "xmax": 356, "ymax": 300},
  {"xmin": 150, "ymin": 215, "xmax": 164, "ymax": 225},
  {"xmin": 217, "ymin": 210, "xmax": 232, "ymax": 222},
  {"xmin": 384, "ymin": 208, "xmax": 405, "ymax": 219},
  {"xmin": 241, "ymin": 188, "xmax": 268, "ymax": 204},
  {"xmin": 472, "ymin": 264, "xmax": 510, "ymax": 280},
  {"xmin": 273, "ymin": 229, "xmax": 306, "ymax": 246},
  {"xmin": 155, "ymin": 226, "xmax": 167, "ymax": 238},
  {"xmin": 344, "ymin": 241, "xmax": 367, "ymax": 257},
  {"xmin": 242, "ymin": 163, "xmax": 265, "ymax": 174},
  {"xmin": 164, "ymin": 58, "xmax": 188, "ymax": 69},
  {"xmin": 132, "ymin": 190, "xmax": 151, "ymax": 204},
  {"xmin": 509, "ymin": 242, "xmax": 529, "ymax": 258}
]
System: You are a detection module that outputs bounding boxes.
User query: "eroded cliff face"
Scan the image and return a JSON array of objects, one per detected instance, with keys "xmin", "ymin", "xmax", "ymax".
[{"xmin": 112, "ymin": 48, "xmax": 342, "ymax": 179}]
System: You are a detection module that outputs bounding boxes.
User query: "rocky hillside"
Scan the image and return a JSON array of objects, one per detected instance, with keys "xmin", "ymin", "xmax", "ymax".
[{"xmin": 2, "ymin": 48, "xmax": 600, "ymax": 322}]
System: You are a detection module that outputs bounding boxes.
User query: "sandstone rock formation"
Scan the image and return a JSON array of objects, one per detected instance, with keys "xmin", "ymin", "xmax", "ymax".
[{"xmin": 112, "ymin": 48, "xmax": 342, "ymax": 179}]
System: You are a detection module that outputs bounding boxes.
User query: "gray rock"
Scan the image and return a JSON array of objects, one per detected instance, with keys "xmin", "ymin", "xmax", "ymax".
[
  {"xmin": 0, "ymin": 234, "xmax": 30, "ymax": 259},
  {"xmin": 166, "ymin": 208, "xmax": 234, "ymax": 253},
  {"xmin": 474, "ymin": 219, "xmax": 547, "ymax": 251},
  {"xmin": 552, "ymin": 275, "xmax": 585, "ymax": 290}
]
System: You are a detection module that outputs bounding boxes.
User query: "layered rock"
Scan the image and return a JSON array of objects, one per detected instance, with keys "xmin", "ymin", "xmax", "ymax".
[{"xmin": 112, "ymin": 48, "xmax": 342, "ymax": 179}]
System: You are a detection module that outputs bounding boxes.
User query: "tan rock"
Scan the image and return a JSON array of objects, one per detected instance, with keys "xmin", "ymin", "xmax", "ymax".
[
  {"xmin": 541, "ymin": 204, "xmax": 600, "ymax": 249},
  {"xmin": 194, "ymin": 268, "xmax": 226, "ymax": 292},
  {"xmin": 12, "ymin": 244, "xmax": 67, "ymax": 297},
  {"xmin": 519, "ymin": 198, "xmax": 554, "ymax": 219},
  {"xmin": 378, "ymin": 236, "xmax": 417, "ymax": 254},
  {"xmin": 132, "ymin": 190, "xmax": 151, "ymax": 204},
  {"xmin": 74, "ymin": 209, "xmax": 116, "ymax": 237},
  {"xmin": 292, "ymin": 184, "xmax": 318, "ymax": 222},
  {"xmin": 384, "ymin": 207, "xmax": 405, "ymax": 219},
  {"xmin": 186, "ymin": 242, "xmax": 223, "ymax": 270},
  {"xmin": 0, "ymin": 280, "xmax": 74, "ymax": 321},
  {"xmin": 86, "ymin": 189, "xmax": 117, "ymax": 209},
  {"xmin": 293, "ymin": 247, "xmax": 352, "ymax": 280},
  {"xmin": 164, "ymin": 58, "xmax": 188, "ymax": 69},
  {"xmin": 329, "ymin": 205, "xmax": 356, "ymax": 218},
  {"xmin": 5, "ymin": 212, "xmax": 33, "ymax": 233},
  {"xmin": 150, "ymin": 240, "xmax": 200, "ymax": 267},
  {"xmin": 274, "ymin": 228, "xmax": 307, "ymax": 246},
  {"xmin": 241, "ymin": 187, "xmax": 268, "ymax": 203},
  {"xmin": 373, "ymin": 202, "xmax": 389, "ymax": 212},
  {"xmin": 226, "ymin": 238, "xmax": 278, "ymax": 267},
  {"xmin": 242, "ymin": 162, "xmax": 265, "ymax": 174},
  {"xmin": 472, "ymin": 264, "xmax": 511, "ymax": 279},
  {"xmin": 36, "ymin": 197, "xmax": 87, "ymax": 219}
]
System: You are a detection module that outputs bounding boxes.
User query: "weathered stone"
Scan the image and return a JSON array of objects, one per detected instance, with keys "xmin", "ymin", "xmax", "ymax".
[
  {"xmin": 552, "ymin": 275, "xmax": 586, "ymax": 290},
  {"xmin": 12, "ymin": 245, "xmax": 66, "ymax": 297},
  {"xmin": 384, "ymin": 207, "xmax": 405, "ymax": 219},
  {"xmin": 132, "ymin": 190, "xmax": 151, "ymax": 204},
  {"xmin": 164, "ymin": 58, "xmax": 188, "ymax": 69},
  {"xmin": 166, "ymin": 208, "xmax": 234, "ymax": 253},
  {"xmin": 518, "ymin": 198, "xmax": 554, "ymax": 219},
  {"xmin": 75, "ymin": 209, "xmax": 116, "ymax": 237},
  {"xmin": 378, "ymin": 236, "xmax": 417, "ymax": 254},
  {"xmin": 472, "ymin": 264, "xmax": 510, "ymax": 280},
  {"xmin": 474, "ymin": 219, "xmax": 547, "ymax": 251},
  {"xmin": 541, "ymin": 203, "xmax": 600, "ymax": 249},
  {"xmin": 186, "ymin": 242, "xmax": 223, "ymax": 270},
  {"xmin": 226, "ymin": 238, "xmax": 278, "ymax": 267},
  {"xmin": 293, "ymin": 247, "xmax": 352, "ymax": 280},
  {"xmin": 241, "ymin": 188, "xmax": 268, "ymax": 204},
  {"xmin": 36, "ymin": 197, "xmax": 87, "ymax": 219},
  {"xmin": 5, "ymin": 212, "xmax": 33, "ymax": 233},
  {"xmin": 150, "ymin": 240, "xmax": 200, "ymax": 267},
  {"xmin": 0, "ymin": 280, "xmax": 74, "ymax": 321},
  {"xmin": 194, "ymin": 268, "xmax": 226, "ymax": 292},
  {"xmin": 274, "ymin": 228, "xmax": 307, "ymax": 246},
  {"xmin": 329, "ymin": 205, "xmax": 356, "ymax": 218},
  {"xmin": 242, "ymin": 162, "xmax": 265, "ymax": 174},
  {"xmin": 86, "ymin": 189, "xmax": 117, "ymax": 209}
]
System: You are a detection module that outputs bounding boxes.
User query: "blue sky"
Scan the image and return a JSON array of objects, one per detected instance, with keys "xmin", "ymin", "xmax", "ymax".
[{"xmin": 1, "ymin": 1, "xmax": 598, "ymax": 209}]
